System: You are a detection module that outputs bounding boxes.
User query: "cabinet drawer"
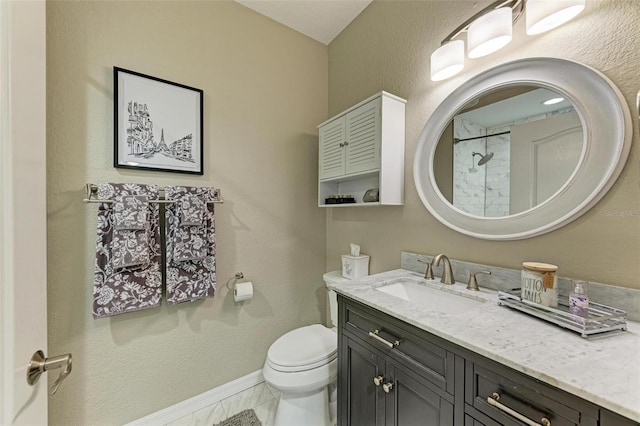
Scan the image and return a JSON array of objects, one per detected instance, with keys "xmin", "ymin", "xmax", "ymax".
[
  {"xmin": 466, "ymin": 360, "xmax": 598, "ymax": 426},
  {"xmin": 341, "ymin": 298, "xmax": 454, "ymax": 393},
  {"xmin": 600, "ymin": 410, "xmax": 640, "ymax": 426}
]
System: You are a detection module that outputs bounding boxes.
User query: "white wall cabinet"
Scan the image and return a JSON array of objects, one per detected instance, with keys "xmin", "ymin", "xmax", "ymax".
[{"xmin": 317, "ymin": 91, "xmax": 406, "ymax": 207}]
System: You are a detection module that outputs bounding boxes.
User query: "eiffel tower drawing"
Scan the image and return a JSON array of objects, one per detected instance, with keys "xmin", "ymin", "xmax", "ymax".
[
  {"xmin": 125, "ymin": 100, "xmax": 194, "ymax": 163},
  {"xmin": 157, "ymin": 128, "xmax": 169, "ymax": 153}
]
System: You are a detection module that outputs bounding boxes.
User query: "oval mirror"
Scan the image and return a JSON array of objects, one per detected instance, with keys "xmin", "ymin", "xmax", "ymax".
[{"xmin": 414, "ymin": 58, "xmax": 632, "ymax": 240}]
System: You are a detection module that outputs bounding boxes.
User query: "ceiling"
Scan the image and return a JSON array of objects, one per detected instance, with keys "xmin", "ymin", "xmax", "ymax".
[
  {"xmin": 457, "ymin": 88, "xmax": 574, "ymax": 129},
  {"xmin": 235, "ymin": 0, "xmax": 373, "ymax": 45}
]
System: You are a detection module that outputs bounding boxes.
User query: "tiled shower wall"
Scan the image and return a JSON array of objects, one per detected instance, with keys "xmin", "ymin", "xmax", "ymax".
[
  {"xmin": 453, "ymin": 108, "xmax": 576, "ymax": 217},
  {"xmin": 484, "ymin": 126, "xmax": 511, "ymax": 217},
  {"xmin": 452, "ymin": 117, "xmax": 486, "ymax": 216}
]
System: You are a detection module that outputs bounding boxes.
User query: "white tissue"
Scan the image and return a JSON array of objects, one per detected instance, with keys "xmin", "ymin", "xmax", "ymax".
[{"xmin": 350, "ymin": 243, "xmax": 360, "ymax": 257}]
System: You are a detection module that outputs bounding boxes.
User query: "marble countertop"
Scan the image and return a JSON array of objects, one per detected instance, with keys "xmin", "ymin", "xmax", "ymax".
[{"xmin": 328, "ymin": 269, "xmax": 640, "ymax": 422}]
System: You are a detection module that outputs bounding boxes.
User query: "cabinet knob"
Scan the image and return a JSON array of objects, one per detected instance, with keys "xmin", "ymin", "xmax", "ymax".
[
  {"xmin": 382, "ymin": 382, "xmax": 394, "ymax": 393},
  {"xmin": 373, "ymin": 375, "xmax": 384, "ymax": 386}
]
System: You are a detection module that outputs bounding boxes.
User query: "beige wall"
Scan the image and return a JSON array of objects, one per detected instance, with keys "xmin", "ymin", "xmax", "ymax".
[
  {"xmin": 46, "ymin": 1, "xmax": 327, "ymax": 424},
  {"xmin": 327, "ymin": 0, "xmax": 640, "ymax": 288}
]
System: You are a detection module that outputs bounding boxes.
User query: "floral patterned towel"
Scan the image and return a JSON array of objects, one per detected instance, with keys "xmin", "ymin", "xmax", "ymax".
[
  {"xmin": 180, "ymin": 195, "xmax": 205, "ymax": 226},
  {"xmin": 113, "ymin": 195, "xmax": 148, "ymax": 230},
  {"xmin": 173, "ymin": 224, "xmax": 208, "ymax": 262},
  {"xmin": 165, "ymin": 186, "xmax": 216, "ymax": 305},
  {"xmin": 112, "ymin": 195, "xmax": 150, "ymax": 269},
  {"xmin": 111, "ymin": 227, "xmax": 150, "ymax": 269},
  {"xmin": 93, "ymin": 183, "xmax": 162, "ymax": 319}
]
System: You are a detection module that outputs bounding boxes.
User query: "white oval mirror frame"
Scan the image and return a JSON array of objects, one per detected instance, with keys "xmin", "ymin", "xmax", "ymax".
[{"xmin": 414, "ymin": 57, "xmax": 632, "ymax": 240}]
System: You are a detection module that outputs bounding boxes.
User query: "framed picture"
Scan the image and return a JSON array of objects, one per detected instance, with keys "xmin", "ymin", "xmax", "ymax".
[{"xmin": 114, "ymin": 67, "xmax": 204, "ymax": 175}]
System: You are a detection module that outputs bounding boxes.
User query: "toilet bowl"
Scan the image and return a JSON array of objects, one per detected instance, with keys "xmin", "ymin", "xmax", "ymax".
[
  {"xmin": 262, "ymin": 272, "xmax": 347, "ymax": 426},
  {"xmin": 263, "ymin": 325, "xmax": 337, "ymax": 426}
]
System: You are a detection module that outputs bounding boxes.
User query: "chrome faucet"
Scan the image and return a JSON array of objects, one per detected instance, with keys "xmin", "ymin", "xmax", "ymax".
[{"xmin": 431, "ymin": 254, "xmax": 455, "ymax": 285}]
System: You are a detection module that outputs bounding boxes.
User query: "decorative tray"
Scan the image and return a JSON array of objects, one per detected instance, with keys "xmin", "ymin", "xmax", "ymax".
[{"xmin": 497, "ymin": 290, "xmax": 627, "ymax": 339}]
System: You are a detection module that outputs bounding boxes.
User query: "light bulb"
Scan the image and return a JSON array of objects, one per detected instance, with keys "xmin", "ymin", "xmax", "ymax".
[
  {"xmin": 467, "ymin": 7, "xmax": 513, "ymax": 59},
  {"xmin": 543, "ymin": 97, "xmax": 564, "ymax": 105},
  {"xmin": 431, "ymin": 40, "xmax": 465, "ymax": 81},
  {"xmin": 526, "ymin": 0, "xmax": 586, "ymax": 35}
]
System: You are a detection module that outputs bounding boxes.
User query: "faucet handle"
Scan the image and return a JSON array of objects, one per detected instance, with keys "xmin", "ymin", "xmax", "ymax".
[
  {"xmin": 467, "ymin": 271, "xmax": 491, "ymax": 291},
  {"xmin": 417, "ymin": 259, "xmax": 434, "ymax": 280}
]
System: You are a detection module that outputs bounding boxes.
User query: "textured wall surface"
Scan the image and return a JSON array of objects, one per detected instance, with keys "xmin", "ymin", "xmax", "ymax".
[
  {"xmin": 46, "ymin": 1, "xmax": 327, "ymax": 424},
  {"xmin": 327, "ymin": 0, "xmax": 640, "ymax": 288}
]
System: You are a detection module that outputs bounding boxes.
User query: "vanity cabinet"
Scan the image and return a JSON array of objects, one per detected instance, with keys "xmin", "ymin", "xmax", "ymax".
[
  {"xmin": 317, "ymin": 91, "xmax": 405, "ymax": 207},
  {"xmin": 338, "ymin": 295, "xmax": 640, "ymax": 426},
  {"xmin": 341, "ymin": 334, "xmax": 456, "ymax": 425},
  {"xmin": 339, "ymin": 296, "xmax": 456, "ymax": 426}
]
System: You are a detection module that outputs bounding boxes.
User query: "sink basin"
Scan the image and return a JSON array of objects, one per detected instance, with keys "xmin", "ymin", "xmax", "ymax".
[{"xmin": 375, "ymin": 277, "xmax": 485, "ymax": 314}]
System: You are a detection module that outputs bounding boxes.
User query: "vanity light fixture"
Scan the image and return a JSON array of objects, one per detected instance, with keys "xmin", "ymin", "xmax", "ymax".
[{"xmin": 430, "ymin": 0, "xmax": 586, "ymax": 81}]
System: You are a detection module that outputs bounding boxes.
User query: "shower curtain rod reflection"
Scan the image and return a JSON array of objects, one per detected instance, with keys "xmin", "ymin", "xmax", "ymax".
[
  {"xmin": 82, "ymin": 183, "xmax": 224, "ymax": 204},
  {"xmin": 453, "ymin": 130, "xmax": 510, "ymax": 144}
]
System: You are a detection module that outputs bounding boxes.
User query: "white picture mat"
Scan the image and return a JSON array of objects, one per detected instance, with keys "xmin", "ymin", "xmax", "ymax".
[{"xmin": 116, "ymin": 71, "xmax": 202, "ymax": 172}]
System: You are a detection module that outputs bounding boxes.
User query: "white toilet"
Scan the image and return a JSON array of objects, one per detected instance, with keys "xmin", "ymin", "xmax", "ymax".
[{"xmin": 262, "ymin": 272, "xmax": 346, "ymax": 426}]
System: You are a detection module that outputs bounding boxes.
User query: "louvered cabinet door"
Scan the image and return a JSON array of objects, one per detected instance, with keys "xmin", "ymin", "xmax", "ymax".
[
  {"xmin": 319, "ymin": 118, "xmax": 346, "ymax": 180},
  {"xmin": 345, "ymin": 98, "xmax": 381, "ymax": 175}
]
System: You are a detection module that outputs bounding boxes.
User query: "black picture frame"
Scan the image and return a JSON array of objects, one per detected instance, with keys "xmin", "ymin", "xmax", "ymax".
[{"xmin": 114, "ymin": 67, "xmax": 204, "ymax": 175}]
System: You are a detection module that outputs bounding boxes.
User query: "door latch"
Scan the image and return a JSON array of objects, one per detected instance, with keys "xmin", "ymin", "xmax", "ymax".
[{"xmin": 27, "ymin": 350, "xmax": 72, "ymax": 395}]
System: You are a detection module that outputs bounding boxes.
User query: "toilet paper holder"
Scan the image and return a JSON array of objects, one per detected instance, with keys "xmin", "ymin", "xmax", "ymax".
[
  {"xmin": 226, "ymin": 272, "xmax": 254, "ymax": 302},
  {"xmin": 226, "ymin": 272, "xmax": 245, "ymax": 291}
]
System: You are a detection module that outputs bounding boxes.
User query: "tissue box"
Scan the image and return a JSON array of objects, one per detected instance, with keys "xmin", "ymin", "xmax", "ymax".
[{"xmin": 342, "ymin": 255, "xmax": 370, "ymax": 279}]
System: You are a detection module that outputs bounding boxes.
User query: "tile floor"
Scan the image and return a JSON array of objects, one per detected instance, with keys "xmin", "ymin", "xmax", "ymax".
[{"xmin": 165, "ymin": 382, "xmax": 280, "ymax": 426}]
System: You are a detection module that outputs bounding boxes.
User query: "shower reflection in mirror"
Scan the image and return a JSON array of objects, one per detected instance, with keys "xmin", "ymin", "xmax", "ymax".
[{"xmin": 433, "ymin": 85, "xmax": 583, "ymax": 218}]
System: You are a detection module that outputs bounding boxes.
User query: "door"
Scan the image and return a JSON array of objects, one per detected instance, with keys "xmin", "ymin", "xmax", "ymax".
[
  {"xmin": 339, "ymin": 334, "xmax": 386, "ymax": 426},
  {"xmin": 0, "ymin": 1, "xmax": 48, "ymax": 424},
  {"xmin": 345, "ymin": 98, "xmax": 381, "ymax": 175},
  {"xmin": 385, "ymin": 361, "xmax": 454, "ymax": 426},
  {"xmin": 319, "ymin": 117, "xmax": 346, "ymax": 180},
  {"xmin": 510, "ymin": 111, "xmax": 583, "ymax": 214}
]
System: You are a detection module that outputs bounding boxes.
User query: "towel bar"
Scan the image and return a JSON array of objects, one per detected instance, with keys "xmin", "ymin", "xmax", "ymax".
[{"xmin": 83, "ymin": 183, "xmax": 224, "ymax": 204}]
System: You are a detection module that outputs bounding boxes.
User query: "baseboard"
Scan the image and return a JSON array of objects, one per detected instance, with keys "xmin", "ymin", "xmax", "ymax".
[{"xmin": 125, "ymin": 370, "xmax": 264, "ymax": 425}]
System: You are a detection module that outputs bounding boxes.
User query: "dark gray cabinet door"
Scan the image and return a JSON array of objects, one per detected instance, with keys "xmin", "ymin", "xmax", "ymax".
[
  {"xmin": 339, "ymin": 333, "xmax": 386, "ymax": 426},
  {"xmin": 464, "ymin": 414, "xmax": 488, "ymax": 426},
  {"xmin": 600, "ymin": 410, "xmax": 640, "ymax": 426},
  {"xmin": 384, "ymin": 360, "xmax": 454, "ymax": 426}
]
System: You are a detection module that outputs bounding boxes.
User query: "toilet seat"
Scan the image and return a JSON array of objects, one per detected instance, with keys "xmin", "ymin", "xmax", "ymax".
[{"xmin": 267, "ymin": 324, "xmax": 337, "ymax": 372}]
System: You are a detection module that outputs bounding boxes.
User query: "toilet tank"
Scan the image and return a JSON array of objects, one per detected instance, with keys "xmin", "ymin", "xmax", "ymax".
[{"xmin": 323, "ymin": 272, "xmax": 349, "ymax": 327}]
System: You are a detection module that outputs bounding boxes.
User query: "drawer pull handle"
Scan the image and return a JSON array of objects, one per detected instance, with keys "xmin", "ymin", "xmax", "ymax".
[
  {"xmin": 382, "ymin": 382, "xmax": 393, "ymax": 393},
  {"xmin": 373, "ymin": 375, "xmax": 384, "ymax": 386},
  {"xmin": 368, "ymin": 329, "xmax": 401, "ymax": 348},
  {"xmin": 487, "ymin": 392, "xmax": 551, "ymax": 426}
]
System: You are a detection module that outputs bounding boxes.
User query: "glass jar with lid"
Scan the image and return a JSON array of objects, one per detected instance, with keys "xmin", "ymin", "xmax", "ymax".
[{"xmin": 521, "ymin": 262, "xmax": 558, "ymax": 307}]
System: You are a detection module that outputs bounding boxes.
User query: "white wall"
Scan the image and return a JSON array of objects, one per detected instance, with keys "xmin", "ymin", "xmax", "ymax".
[
  {"xmin": 46, "ymin": 1, "xmax": 327, "ymax": 424},
  {"xmin": 327, "ymin": 0, "xmax": 640, "ymax": 289}
]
